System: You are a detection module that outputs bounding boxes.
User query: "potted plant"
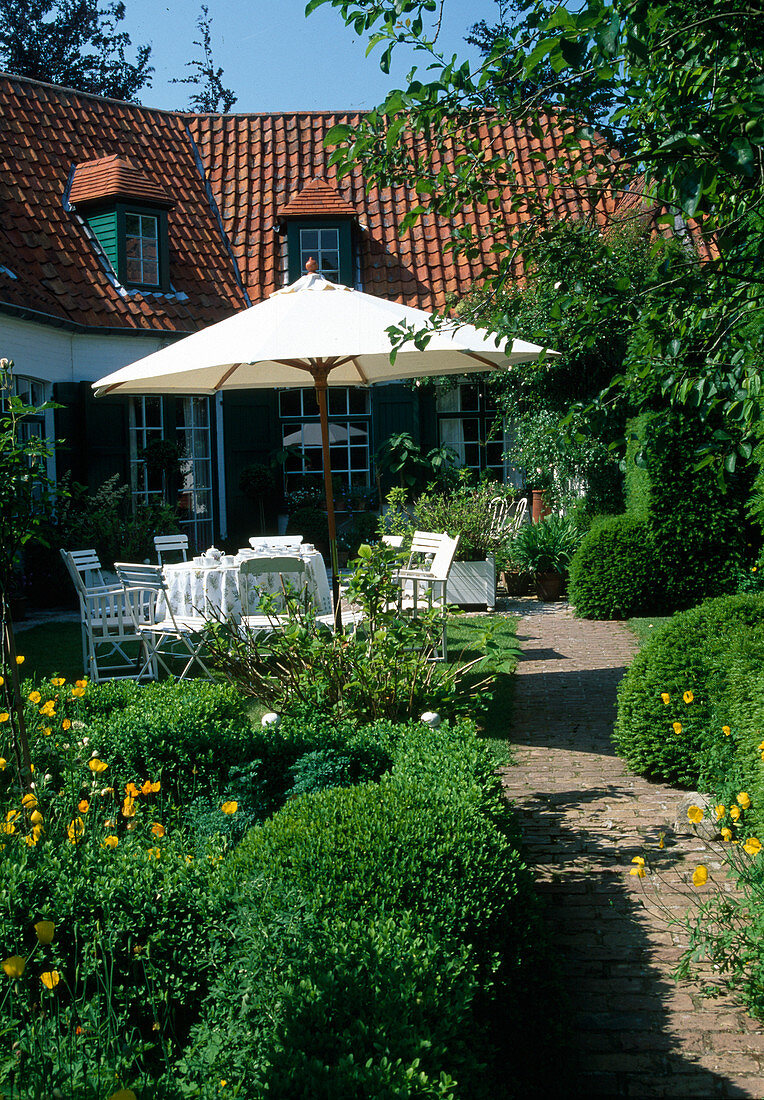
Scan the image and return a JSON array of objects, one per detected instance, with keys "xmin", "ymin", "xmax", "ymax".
[{"xmin": 510, "ymin": 514, "xmax": 583, "ymax": 600}]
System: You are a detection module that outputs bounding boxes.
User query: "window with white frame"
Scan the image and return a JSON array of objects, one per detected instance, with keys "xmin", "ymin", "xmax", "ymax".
[
  {"xmin": 125, "ymin": 212, "xmax": 160, "ymax": 286},
  {"xmin": 279, "ymin": 386, "xmax": 371, "ymax": 500},
  {"xmin": 437, "ymin": 381, "xmax": 521, "ymax": 486},
  {"xmin": 128, "ymin": 395, "xmax": 214, "ymax": 549},
  {"xmin": 299, "ymin": 227, "xmax": 340, "ymax": 282}
]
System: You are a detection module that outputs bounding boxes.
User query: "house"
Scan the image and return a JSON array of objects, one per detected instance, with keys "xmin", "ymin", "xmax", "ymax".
[{"xmin": 0, "ymin": 71, "xmax": 620, "ymax": 549}]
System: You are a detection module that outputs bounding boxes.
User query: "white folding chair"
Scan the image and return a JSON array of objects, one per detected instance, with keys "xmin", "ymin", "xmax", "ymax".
[
  {"xmin": 114, "ymin": 562, "xmax": 213, "ymax": 681},
  {"xmin": 248, "ymin": 535, "xmax": 304, "ymax": 551},
  {"xmin": 60, "ymin": 548, "xmax": 147, "ymax": 682},
  {"xmin": 154, "ymin": 533, "xmax": 189, "ymax": 567},
  {"xmin": 239, "ymin": 556, "xmax": 359, "ymax": 634},
  {"xmin": 488, "ymin": 495, "xmax": 528, "ymax": 540},
  {"xmin": 394, "ymin": 531, "xmax": 460, "ymax": 660}
]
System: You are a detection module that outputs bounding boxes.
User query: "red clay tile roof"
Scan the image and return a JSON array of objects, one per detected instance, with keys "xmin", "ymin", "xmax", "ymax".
[
  {"xmin": 0, "ymin": 72, "xmax": 625, "ymax": 331},
  {"xmin": 69, "ymin": 154, "xmax": 174, "ymax": 208},
  {"xmin": 278, "ymin": 177, "xmax": 357, "ymax": 218},
  {"xmin": 187, "ymin": 110, "xmax": 622, "ymax": 312},
  {"xmin": 0, "ymin": 73, "xmax": 247, "ymax": 334}
]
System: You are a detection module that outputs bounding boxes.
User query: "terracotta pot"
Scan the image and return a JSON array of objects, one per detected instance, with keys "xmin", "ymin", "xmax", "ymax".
[
  {"xmin": 531, "ymin": 489, "xmax": 551, "ymax": 523},
  {"xmin": 535, "ymin": 571, "xmax": 563, "ymax": 601}
]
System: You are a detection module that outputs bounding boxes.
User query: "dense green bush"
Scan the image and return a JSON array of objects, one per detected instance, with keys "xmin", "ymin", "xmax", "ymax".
[
  {"xmin": 78, "ymin": 680, "xmax": 254, "ymax": 798},
  {"xmin": 568, "ymin": 514, "xmax": 665, "ymax": 619},
  {"xmin": 644, "ymin": 411, "xmax": 751, "ymax": 609},
  {"xmin": 188, "ymin": 719, "xmax": 539, "ymax": 1096},
  {"xmin": 614, "ymin": 594, "xmax": 764, "ymax": 785}
]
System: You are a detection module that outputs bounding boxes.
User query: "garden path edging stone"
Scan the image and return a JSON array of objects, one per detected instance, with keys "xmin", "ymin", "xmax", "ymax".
[{"xmin": 500, "ymin": 600, "xmax": 764, "ymax": 1098}]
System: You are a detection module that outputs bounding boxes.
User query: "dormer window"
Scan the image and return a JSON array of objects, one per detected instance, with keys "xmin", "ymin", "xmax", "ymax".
[
  {"xmin": 69, "ymin": 155, "xmax": 173, "ymax": 292},
  {"xmin": 278, "ymin": 178, "xmax": 357, "ymax": 286}
]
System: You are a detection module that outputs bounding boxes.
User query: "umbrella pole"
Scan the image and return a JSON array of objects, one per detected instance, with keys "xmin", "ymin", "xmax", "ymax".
[{"xmin": 313, "ymin": 369, "xmax": 342, "ymax": 623}]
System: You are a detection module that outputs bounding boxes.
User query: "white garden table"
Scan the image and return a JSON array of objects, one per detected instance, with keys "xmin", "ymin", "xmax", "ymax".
[{"xmin": 160, "ymin": 547, "xmax": 332, "ymax": 621}]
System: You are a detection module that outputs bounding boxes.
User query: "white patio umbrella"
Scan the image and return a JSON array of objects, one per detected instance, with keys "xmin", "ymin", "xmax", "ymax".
[{"xmin": 93, "ymin": 266, "xmax": 554, "ymax": 607}]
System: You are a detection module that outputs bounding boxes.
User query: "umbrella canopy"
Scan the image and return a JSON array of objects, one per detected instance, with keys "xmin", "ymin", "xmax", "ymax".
[{"xmin": 94, "ymin": 268, "xmax": 554, "ymax": 607}]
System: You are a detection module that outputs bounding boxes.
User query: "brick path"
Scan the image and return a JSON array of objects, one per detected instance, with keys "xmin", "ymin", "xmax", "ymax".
[{"xmin": 500, "ymin": 601, "xmax": 764, "ymax": 1098}]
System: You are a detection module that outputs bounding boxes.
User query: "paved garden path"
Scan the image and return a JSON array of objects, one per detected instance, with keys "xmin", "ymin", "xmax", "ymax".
[{"xmin": 499, "ymin": 600, "xmax": 764, "ymax": 1098}]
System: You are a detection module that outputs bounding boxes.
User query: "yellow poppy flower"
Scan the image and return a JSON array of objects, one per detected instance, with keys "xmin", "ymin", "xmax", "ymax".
[
  {"xmin": 2, "ymin": 955, "xmax": 26, "ymax": 978},
  {"xmin": 16, "ymin": 655, "xmax": 24, "ymax": 665},
  {"xmin": 78, "ymin": 800, "xmax": 89, "ymax": 814},
  {"xmin": 660, "ymin": 693, "xmax": 670, "ymax": 705},
  {"xmin": 0, "ymin": 757, "xmax": 5, "ymax": 770},
  {"xmin": 738, "ymin": 792, "xmax": 752, "ymax": 810},
  {"xmin": 692, "ymin": 866, "xmax": 708, "ymax": 887},
  {"xmin": 27, "ymin": 691, "xmax": 41, "ymax": 704},
  {"xmin": 658, "ymin": 833, "xmax": 665, "ymax": 849},
  {"xmin": 687, "ymin": 805, "xmax": 703, "ymax": 824},
  {"xmin": 102, "ymin": 836, "xmax": 119, "ymax": 849},
  {"xmin": 67, "ymin": 817, "xmax": 84, "ymax": 843},
  {"xmin": 743, "ymin": 837, "xmax": 762, "ymax": 856},
  {"xmin": 61, "ymin": 718, "xmax": 71, "ymax": 731},
  {"xmin": 0, "ymin": 821, "xmax": 16, "ymax": 836},
  {"xmin": 32, "ymin": 823, "xmax": 44, "ymax": 843},
  {"xmin": 39, "ymin": 701, "xmax": 55, "ymax": 717},
  {"xmin": 721, "ymin": 827, "xmax": 733, "ymax": 841},
  {"xmin": 151, "ymin": 822, "xmax": 165, "ymax": 837},
  {"xmin": 21, "ymin": 793, "xmax": 37, "ymax": 809},
  {"xmin": 221, "ymin": 800, "xmax": 238, "ymax": 814},
  {"xmin": 683, "ymin": 691, "xmax": 694, "ymax": 704},
  {"xmin": 147, "ymin": 846, "xmax": 161, "ymax": 859},
  {"xmin": 42, "ymin": 727, "xmax": 52, "ymax": 736},
  {"xmin": 731, "ymin": 805, "xmax": 741, "ymax": 821},
  {"xmin": 0, "ymin": 713, "xmax": 9, "ymax": 724},
  {"xmin": 0, "ymin": 675, "xmax": 4, "ymax": 685},
  {"xmin": 88, "ymin": 759, "xmax": 107, "ymax": 773},
  {"xmin": 40, "ymin": 970, "xmax": 60, "ymax": 990},
  {"xmin": 75, "ymin": 679, "xmax": 87, "ymax": 689},
  {"xmin": 125, "ymin": 782, "xmax": 140, "ymax": 797},
  {"xmin": 71, "ymin": 686, "xmax": 85, "ymax": 698},
  {"xmin": 672, "ymin": 722, "xmax": 682, "ymax": 734},
  {"xmin": 121, "ymin": 795, "xmax": 136, "ymax": 819},
  {"xmin": 50, "ymin": 677, "xmax": 65, "ymax": 687},
  {"xmin": 715, "ymin": 804, "xmax": 725, "ymax": 820},
  {"xmin": 723, "ymin": 726, "xmax": 732, "ymax": 737},
  {"xmin": 34, "ymin": 920, "xmax": 55, "ymax": 945},
  {"xmin": 30, "ymin": 809, "xmax": 43, "ymax": 825}
]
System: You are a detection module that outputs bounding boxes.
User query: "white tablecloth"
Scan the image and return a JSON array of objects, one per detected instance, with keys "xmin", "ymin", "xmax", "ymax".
[{"xmin": 162, "ymin": 549, "xmax": 332, "ymax": 621}]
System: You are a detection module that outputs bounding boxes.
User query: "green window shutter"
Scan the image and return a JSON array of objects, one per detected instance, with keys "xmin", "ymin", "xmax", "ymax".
[
  {"xmin": 222, "ymin": 390, "xmax": 281, "ymax": 547},
  {"xmin": 86, "ymin": 210, "xmax": 119, "ymax": 269},
  {"xmin": 372, "ymin": 384, "xmax": 420, "ymax": 453}
]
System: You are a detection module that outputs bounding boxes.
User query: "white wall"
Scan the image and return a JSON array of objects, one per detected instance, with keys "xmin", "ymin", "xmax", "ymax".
[{"xmin": 0, "ymin": 314, "xmax": 172, "ymax": 384}]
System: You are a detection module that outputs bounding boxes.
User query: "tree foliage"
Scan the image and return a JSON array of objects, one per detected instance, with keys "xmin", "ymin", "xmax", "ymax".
[
  {"xmin": 310, "ymin": 0, "xmax": 764, "ymax": 476},
  {"xmin": 171, "ymin": 3, "xmax": 237, "ymax": 114},
  {"xmin": 0, "ymin": 0, "xmax": 152, "ymax": 101}
]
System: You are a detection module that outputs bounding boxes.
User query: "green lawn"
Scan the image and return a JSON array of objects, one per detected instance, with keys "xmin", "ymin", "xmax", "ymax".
[
  {"xmin": 14, "ymin": 621, "xmax": 85, "ymax": 682},
  {"xmin": 627, "ymin": 616, "xmax": 671, "ymax": 646},
  {"xmin": 447, "ymin": 613, "xmax": 521, "ymax": 742}
]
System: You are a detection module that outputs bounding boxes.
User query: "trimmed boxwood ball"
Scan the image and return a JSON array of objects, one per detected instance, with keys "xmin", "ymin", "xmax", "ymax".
[
  {"xmin": 568, "ymin": 514, "xmax": 665, "ymax": 619},
  {"xmin": 614, "ymin": 593, "xmax": 764, "ymax": 786}
]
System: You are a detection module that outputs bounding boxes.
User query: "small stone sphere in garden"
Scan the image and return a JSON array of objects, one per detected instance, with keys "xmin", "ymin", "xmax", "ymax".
[
  {"xmin": 261, "ymin": 712, "xmax": 281, "ymax": 729},
  {"xmin": 420, "ymin": 711, "xmax": 441, "ymax": 728}
]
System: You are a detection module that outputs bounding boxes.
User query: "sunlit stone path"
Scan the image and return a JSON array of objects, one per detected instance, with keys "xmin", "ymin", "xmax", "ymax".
[{"xmin": 500, "ymin": 600, "xmax": 764, "ymax": 1098}]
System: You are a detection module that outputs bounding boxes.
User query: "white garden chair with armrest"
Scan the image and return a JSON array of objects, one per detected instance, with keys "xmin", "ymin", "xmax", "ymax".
[
  {"xmin": 61, "ymin": 548, "xmax": 146, "ymax": 682},
  {"xmin": 394, "ymin": 531, "xmax": 460, "ymax": 661},
  {"xmin": 488, "ymin": 496, "xmax": 528, "ymax": 540},
  {"xmin": 239, "ymin": 556, "xmax": 360, "ymax": 634},
  {"xmin": 114, "ymin": 562, "xmax": 213, "ymax": 681},
  {"xmin": 154, "ymin": 533, "xmax": 189, "ymax": 567}
]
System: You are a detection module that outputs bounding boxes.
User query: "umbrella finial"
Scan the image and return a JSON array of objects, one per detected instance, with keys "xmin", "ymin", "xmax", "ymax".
[{"xmin": 305, "ymin": 256, "xmax": 318, "ymax": 273}]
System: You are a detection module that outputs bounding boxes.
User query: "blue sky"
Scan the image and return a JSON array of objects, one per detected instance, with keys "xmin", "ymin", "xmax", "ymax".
[{"xmin": 121, "ymin": 0, "xmax": 499, "ymax": 112}]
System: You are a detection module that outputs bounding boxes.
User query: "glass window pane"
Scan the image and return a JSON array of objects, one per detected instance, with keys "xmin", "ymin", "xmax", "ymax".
[
  {"xmin": 349, "ymin": 445, "xmax": 367, "ymax": 469},
  {"xmin": 141, "ymin": 215, "xmax": 158, "ymax": 239},
  {"xmin": 320, "ymin": 229, "xmax": 339, "ymax": 249},
  {"xmin": 126, "ymin": 259, "xmax": 142, "ymax": 282},
  {"xmin": 125, "ymin": 214, "xmax": 140, "ymax": 235},
  {"xmin": 302, "ymin": 390, "xmax": 318, "ymax": 418},
  {"xmin": 279, "ymin": 390, "xmax": 301, "ymax": 417},
  {"xmin": 460, "ymin": 383, "xmax": 479, "ymax": 411},
  {"xmin": 348, "ymin": 389, "xmax": 369, "ymax": 414},
  {"xmin": 328, "ymin": 389, "xmax": 348, "ymax": 415},
  {"xmin": 300, "ymin": 229, "xmax": 319, "ymax": 251},
  {"xmin": 142, "ymin": 261, "xmax": 159, "ymax": 284}
]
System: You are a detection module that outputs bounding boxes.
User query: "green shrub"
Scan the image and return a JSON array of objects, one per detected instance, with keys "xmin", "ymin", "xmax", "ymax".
[
  {"xmin": 614, "ymin": 594, "xmax": 764, "ymax": 785},
  {"xmin": 190, "ymin": 719, "xmax": 539, "ymax": 1096},
  {"xmin": 568, "ymin": 514, "xmax": 665, "ymax": 618},
  {"xmin": 79, "ymin": 680, "xmax": 254, "ymax": 799}
]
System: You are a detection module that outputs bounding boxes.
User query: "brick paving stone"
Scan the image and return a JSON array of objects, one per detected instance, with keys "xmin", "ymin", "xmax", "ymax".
[{"xmin": 499, "ymin": 600, "xmax": 764, "ymax": 1098}]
